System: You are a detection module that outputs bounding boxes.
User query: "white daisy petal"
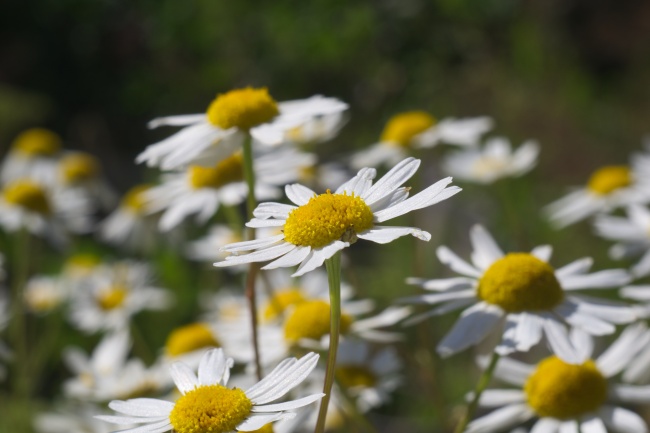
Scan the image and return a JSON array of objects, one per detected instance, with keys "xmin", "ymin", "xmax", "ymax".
[
  {"xmin": 147, "ymin": 114, "xmax": 206, "ymax": 128},
  {"xmin": 251, "ymin": 393, "xmax": 324, "ymax": 412},
  {"xmin": 95, "ymin": 415, "xmax": 169, "ymax": 425},
  {"xmin": 596, "ymin": 323, "xmax": 649, "ymax": 377},
  {"xmin": 237, "ymin": 413, "xmax": 288, "ymax": 431},
  {"xmin": 198, "ymin": 348, "xmax": 232, "ymax": 386},
  {"xmin": 285, "ymin": 184, "xmax": 317, "ymax": 206},
  {"xmin": 555, "ymin": 257, "xmax": 593, "ymax": 278},
  {"xmin": 622, "ymin": 346, "xmax": 650, "ymax": 383},
  {"xmin": 246, "ymin": 218, "xmax": 287, "ymax": 228},
  {"xmin": 401, "ymin": 299, "xmax": 476, "ymax": 326},
  {"xmin": 599, "ymin": 405, "xmax": 648, "ymax": 433},
  {"xmin": 262, "ymin": 246, "xmax": 311, "ymax": 270},
  {"xmin": 437, "ymin": 302, "xmax": 503, "ymax": 357},
  {"xmin": 469, "ymin": 225, "xmax": 504, "ymax": 270},
  {"xmin": 400, "ymin": 289, "xmax": 477, "ymax": 305},
  {"xmin": 558, "ymin": 422, "xmax": 579, "ymax": 433},
  {"xmin": 477, "ymin": 389, "xmax": 526, "ymax": 407},
  {"xmin": 170, "ymin": 362, "xmax": 199, "ymax": 394},
  {"xmin": 580, "ymin": 417, "xmax": 607, "ymax": 433},
  {"xmin": 512, "ymin": 312, "xmax": 543, "ymax": 352},
  {"xmin": 292, "ymin": 241, "xmax": 348, "ymax": 277},
  {"xmin": 491, "ymin": 357, "xmax": 535, "ymax": 386},
  {"xmin": 217, "ymin": 243, "xmax": 296, "ymax": 267},
  {"xmin": 373, "ymin": 178, "xmax": 461, "ymax": 222},
  {"xmin": 221, "ymin": 234, "xmax": 286, "ymax": 253},
  {"xmin": 247, "ymin": 353, "xmax": 320, "ymax": 404},
  {"xmin": 361, "ymin": 157, "xmax": 420, "ymax": 204},
  {"xmin": 531, "ymin": 418, "xmax": 561, "ymax": 433},
  {"xmin": 531, "ymin": 245, "xmax": 553, "ymax": 262},
  {"xmin": 357, "ymin": 226, "xmax": 431, "ymax": 244},
  {"xmin": 436, "ymin": 246, "xmax": 483, "ymax": 278},
  {"xmin": 620, "ymin": 285, "xmax": 650, "ymax": 301},
  {"xmin": 560, "ymin": 269, "xmax": 631, "ymax": 290},
  {"xmin": 465, "ymin": 404, "xmax": 533, "ymax": 433},
  {"xmin": 541, "ymin": 315, "xmax": 584, "ymax": 364},
  {"xmin": 335, "ymin": 167, "xmax": 376, "ymax": 196},
  {"xmin": 609, "ymin": 384, "xmax": 650, "ymax": 404},
  {"xmin": 253, "ymin": 203, "xmax": 295, "ymax": 220},
  {"xmin": 406, "ymin": 276, "xmax": 476, "ymax": 291},
  {"xmin": 108, "ymin": 399, "xmax": 175, "ymax": 417}
]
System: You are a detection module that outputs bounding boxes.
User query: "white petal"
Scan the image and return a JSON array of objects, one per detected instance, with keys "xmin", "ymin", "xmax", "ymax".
[
  {"xmin": 531, "ymin": 418, "xmax": 561, "ymax": 433},
  {"xmin": 491, "ymin": 357, "xmax": 535, "ymax": 386},
  {"xmin": 581, "ymin": 417, "xmax": 607, "ymax": 433},
  {"xmin": 469, "ymin": 225, "xmax": 504, "ymax": 270},
  {"xmin": 237, "ymin": 413, "xmax": 287, "ymax": 431},
  {"xmin": 531, "ymin": 245, "xmax": 553, "ymax": 262},
  {"xmin": 170, "ymin": 362, "xmax": 198, "ymax": 394},
  {"xmin": 253, "ymin": 203, "xmax": 295, "ymax": 220},
  {"xmin": 262, "ymin": 246, "xmax": 311, "ymax": 270},
  {"xmin": 334, "ymin": 167, "xmax": 376, "ymax": 196},
  {"xmin": 221, "ymin": 234, "xmax": 286, "ymax": 253},
  {"xmin": 362, "ymin": 158, "xmax": 420, "ymax": 205},
  {"xmin": 351, "ymin": 306, "xmax": 411, "ymax": 332},
  {"xmin": 147, "ymin": 114, "xmax": 205, "ymax": 128},
  {"xmin": 510, "ymin": 313, "xmax": 543, "ymax": 352},
  {"xmin": 400, "ymin": 289, "xmax": 477, "ymax": 305},
  {"xmin": 251, "ymin": 393, "xmax": 324, "ymax": 412},
  {"xmin": 285, "ymin": 184, "xmax": 317, "ymax": 206},
  {"xmin": 477, "ymin": 389, "xmax": 526, "ymax": 407},
  {"xmin": 246, "ymin": 353, "xmax": 319, "ymax": 404},
  {"xmin": 357, "ymin": 226, "xmax": 431, "ymax": 244},
  {"xmin": 622, "ymin": 346, "xmax": 650, "ymax": 383},
  {"xmin": 541, "ymin": 315, "xmax": 584, "ymax": 364},
  {"xmin": 198, "ymin": 348, "xmax": 232, "ymax": 386},
  {"xmin": 108, "ymin": 399, "xmax": 175, "ymax": 417},
  {"xmin": 599, "ymin": 405, "xmax": 648, "ymax": 433},
  {"xmin": 437, "ymin": 302, "xmax": 503, "ymax": 357},
  {"xmin": 465, "ymin": 404, "xmax": 533, "ymax": 433},
  {"xmin": 609, "ymin": 384, "xmax": 650, "ymax": 404},
  {"xmin": 405, "ymin": 276, "xmax": 476, "ymax": 291},
  {"xmin": 555, "ymin": 257, "xmax": 593, "ymax": 278},
  {"xmin": 246, "ymin": 218, "xmax": 286, "ymax": 228},
  {"xmin": 292, "ymin": 241, "xmax": 348, "ymax": 277},
  {"xmin": 560, "ymin": 269, "xmax": 631, "ymax": 290},
  {"xmin": 620, "ymin": 285, "xmax": 650, "ymax": 301},
  {"xmin": 216, "ymin": 243, "xmax": 296, "ymax": 267},
  {"xmin": 373, "ymin": 178, "xmax": 461, "ymax": 222},
  {"xmin": 401, "ymin": 299, "xmax": 476, "ymax": 326},
  {"xmin": 95, "ymin": 414, "xmax": 169, "ymax": 425},
  {"xmin": 437, "ymin": 246, "xmax": 483, "ymax": 278},
  {"xmin": 596, "ymin": 323, "xmax": 650, "ymax": 377}
]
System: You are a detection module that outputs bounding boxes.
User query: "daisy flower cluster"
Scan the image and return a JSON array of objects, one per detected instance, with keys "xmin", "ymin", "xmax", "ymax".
[{"xmin": 2, "ymin": 82, "xmax": 650, "ymax": 433}]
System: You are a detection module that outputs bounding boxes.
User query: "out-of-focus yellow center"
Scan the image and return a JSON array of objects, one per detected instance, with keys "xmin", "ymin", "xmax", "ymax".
[
  {"xmin": 283, "ymin": 191, "xmax": 374, "ymax": 248},
  {"xmin": 61, "ymin": 153, "xmax": 100, "ymax": 183},
  {"xmin": 336, "ymin": 365, "xmax": 377, "ymax": 388},
  {"xmin": 63, "ymin": 253, "xmax": 101, "ymax": 278},
  {"xmin": 25, "ymin": 285, "xmax": 62, "ymax": 313},
  {"xmin": 587, "ymin": 165, "xmax": 631, "ymax": 195},
  {"xmin": 12, "ymin": 128, "xmax": 62, "ymax": 156},
  {"xmin": 477, "ymin": 253, "xmax": 563, "ymax": 313},
  {"xmin": 206, "ymin": 87, "xmax": 279, "ymax": 130},
  {"xmin": 284, "ymin": 300, "xmax": 352, "ymax": 342},
  {"xmin": 3, "ymin": 180, "xmax": 51, "ymax": 215},
  {"xmin": 165, "ymin": 323, "xmax": 220, "ymax": 357},
  {"xmin": 246, "ymin": 425, "xmax": 274, "ymax": 433},
  {"xmin": 189, "ymin": 152, "xmax": 244, "ymax": 190},
  {"xmin": 525, "ymin": 356, "xmax": 607, "ymax": 419},
  {"xmin": 169, "ymin": 384, "xmax": 252, "ymax": 433},
  {"xmin": 381, "ymin": 111, "xmax": 436, "ymax": 147},
  {"xmin": 262, "ymin": 288, "xmax": 306, "ymax": 321},
  {"xmin": 122, "ymin": 184, "xmax": 151, "ymax": 214},
  {"xmin": 97, "ymin": 286, "xmax": 128, "ymax": 310}
]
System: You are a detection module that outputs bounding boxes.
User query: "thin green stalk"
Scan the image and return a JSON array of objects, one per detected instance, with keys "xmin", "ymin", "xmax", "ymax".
[
  {"xmin": 453, "ymin": 351, "xmax": 501, "ymax": 433},
  {"xmin": 241, "ymin": 132, "xmax": 263, "ymax": 380},
  {"xmin": 10, "ymin": 229, "xmax": 31, "ymax": 401},
  {"xmin": 222, "ymin": 204, "xmax": 244, "ymax": 233},
  {"xmin": 314, "ymin": 251, "xmax": 342, "ymax": 433}
]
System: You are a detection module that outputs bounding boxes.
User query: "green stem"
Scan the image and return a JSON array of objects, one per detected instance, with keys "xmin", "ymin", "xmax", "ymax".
[
  {"xmin": 10, "ymin": 229, "xmax": 31, "ymax": 401},
  {"xmin": 453, "ymin": 351, "xmax": 501, "ymax": 433},
  {"xmin": 241, "ymin": 132, "xmax": 263, "ymax": 380},
  {"xmin": 222, "ymin": 204, "xmax": 244, "ymax": 234},
  {"xmin": 314, "ymin": 251, "xmax": 342, "ymax": 433}
]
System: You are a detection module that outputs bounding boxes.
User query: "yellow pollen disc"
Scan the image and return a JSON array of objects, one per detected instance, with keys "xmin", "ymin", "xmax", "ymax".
[
  {"xmin": 525, "ymin": 356, "xmax": 607, "ymax": 419},
  {"xmin": 381, "ymin": 111, "xmax": 436, "ymax": 147},
  {"xmin": 12, "ymin": 128, "xmax": 62, "ymax": 156},
  {"xmin": 263, "ymin": 288, "xmax": 306, "ymax": 321},
  {"xmin": 336, "ymin": 365, "xmax": 377, "ymax": 388},
  {"xmin": 587, "ymin": 165, "xmax": 631, "ymax": 195},
  {"xmin": 284, "ymin": 300, "xmax": 352, "ymax": 342},
  {"xmin": 61, "ymin": 153, "xmax": 100, "ymax": 183},
  {"xmin": 97, "ymin": 286, "xmax": 128, "ymax": 310},
  {"xmin": 165, "ymin": 323, "xmax": 221, "ymax": 357},
  {"xmin": 477, "ymin": 253, "xmax": 563, "ymax": 313},
  {"xmin": 246, "ymin": 425, "xmax": 274, "ymax": 433},
  {"xmin": 189, "ymin": 153, "xmax": 244, "ymax": 190},
  {"xmin": 3, "ymin": 180, "xmax": 51, "ymax": 215},
  {"xmin": 206, "ymin": 87, "xmax": 279, "ymax": 130},
  {"xmin": 283, "ymin": 191, "xmax": 374, "ymax": 248},
  {"xmin": 122, "ymin": 184, "xmax": 151, "ymax": 214},
  {"xmin": 169, "ymin": 384, "xmax": 252, "ymax": 433}
]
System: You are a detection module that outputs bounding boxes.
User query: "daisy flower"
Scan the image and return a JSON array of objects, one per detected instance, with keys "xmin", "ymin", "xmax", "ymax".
[
  {"xmin": 136, "ymin": 87, "xmax": 347, "ymax": 170},
  {"xmin": 282, "ymin": 110, "xmax": 348, "ymax": 146},
  {"xmin": 56, "ymin": 151, "xmax": 117, "ymax": 212},
  {"xmin": 1, "ymin": 128, "xmax": 63, "ymax": 185},
  {"xmin": 24, "ymin": 275, "xmax": 67, "ymax": 314},
  {"xmin": 403, "ymin": 225, "xmax": 634, "ymax": 363},
  {"xmin": 145, "ymin": 147, "xmax": 315, "ymax": 231},
  {"xmin": 351, "ymin": 111, "xmax": 493, "ymax": 168},
  {"xmin": 98, "ymin": 184, "xmax": 160, "ymax": 253},
  {"xmin": 545, "ymin": 163, "xmax": 650, "ymax": 228},
  {"xmin": 68, "ymin": 261, "xmax": 172, "ymax": 334},
  {"xmin": 215, "ymin": 157, "xmax": 461, "ymax": 276},
  {"xmin": 466, "ymin": 324, "xmax": 650, "ymax": 433},
  {"xmin": 96, "ymin": 348, "xmax": 324, "ymax": 433},
  {"xmin": 442, "ymin": 137, "xmax": 539, "ymax": 184},
  {"xmin": 35, "ymin": 405, "xmax": 134, "ymax": 433},
  {"xmin": 594, "ymin": 204, "xmax": 650, "ymax": 278}
]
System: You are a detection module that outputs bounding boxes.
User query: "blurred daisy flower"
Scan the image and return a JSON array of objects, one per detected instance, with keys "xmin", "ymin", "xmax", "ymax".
[
  {"xmin": 96, "ymin": 348, "xmax": 323, "ymax": 433},
  {"xmin": 68, "ymin": 261, "xmax": 172, "ymax": 334},
  {"xmin": 215, "ymin": 157, "xmax": 461, "ymax": 276},
  {"xmin": 145, "ymin": 147, "xmax": 315, "ymax": 231},
  {"xmin": 351, "ymin": 111, "xmax": 493, "ymax": 168},
  {"xmin": 56, "ymin": 151, "xmax": 117, "ymax": 212},
  {"xmin": 404, "ymin": 225, "xmax": 634, "ymax": 363},
  {"xmin": 24, "ymin": 275, "xmax": 67, "ymax": 314},
  {"xmin": 186, "ymin": 224, "xmax": 243, "ymax": 263},
  {"xmin": 545, "ymin": 163, "xmax": 650, "ymax": 228},
  {"xmin": 1, "ymin": 128, "xmax": 63, "ymax": 185},
  {"xmin": 35, "ymin": 405, "xmax": 134, "ymax": 433},
  {"xmin": 136, "ymin": 87, "xmax": 347, "ymax": 170},
  {"xmin": 466, "ymin": 324, "xmax": 650, "ymax": 433},
  {"xmin": 442, "ymin": 137, "xmax": 539, "ymax": 184},
  {"xmin": 594, "ymin": 204, "xmax": 650, "ymax": 278},
  {"xmin": 98, "ymin": 184, "xmax": 159, "ymax": 253},
  {"xmin": 282, "ymin": 110, "xmax": 348, "ymax": 146}
]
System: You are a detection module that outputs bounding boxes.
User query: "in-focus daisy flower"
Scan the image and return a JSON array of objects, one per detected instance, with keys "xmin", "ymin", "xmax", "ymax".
[
  {"xmin": 403, "ymin": 225, "xmax": 634, "ymax": 363},
  {"xmin": 442, "ymin": 137, "xmax": 539, "ymax": 184},
  {"xmin": 68, "ymin": 261, "xmax": 172, "ymax": 334},
  {"xmin": 146, "ymin": 147, "xmax": 316, "ymax": 231},
  {"xmin": 98, "ymin": 184, "xmax": 159, "ymax": 253},
  {"xmin": 1, "ymin": 128, "xmax": 63, "ymax": 184},
  {"xmin": 215, "ymin": 157, "xmax": 461, "ymax": 276},
  {"xmin": 545, "ymin": 164, "xmax": 650, "ymax": 228},
  {"xmin": 137, "ymin": 87, "xmax": 348, "ymax": 170},
  {"xmin": 56, "ymin": 151, "xmax": 117, "ymax": 211},
  {"xmin": 96, "ymin": 348, "xmax": 324, "ymax": 433},
  {"xmin": 24, "ymin": 275, "xmax": 67, "ymax": 314},
  {"xmin": 466, "ymin": 324, "xmax": 650, "ymax": 433},
  {"xmin": 594, "ymin": 204, "xmax": 650, "ymax": 278},
  {"xmin": 351, "ymin": 112, "xmax": 493, "ymax": 168}
]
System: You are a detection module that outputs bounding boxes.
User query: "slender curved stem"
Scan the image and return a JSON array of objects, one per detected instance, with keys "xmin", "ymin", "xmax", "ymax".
[
  {"xmin": 453, "ymin": 351, "xmax": 501, "ymax": 433},
  {"xmin": 241, "ymin": 132, "xmax": 262, "ymax": 380},
  {"xmin": 314, "ymin": 251, "xmax": 342, "ymax": 433}
]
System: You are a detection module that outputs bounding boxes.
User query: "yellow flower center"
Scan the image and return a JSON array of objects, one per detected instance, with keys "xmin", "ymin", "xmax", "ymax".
[
  {"xmin": 189, "ymin": 153, "xmax": 244, "ymax": 190},
  {"xmin": 61, "ymin": 153, "xmax": 99, "ymax": 183},
  {"xmin": 262, "ymin": 288, "xmax": 306, "ymax": 321},
  {"xmin": 336, "ymin": 365, "xmax": 377, "ymax": 388},
  {"xmin": 63, "ymin": 253, "xmax": 101, "ymax": 278},
  {"xmin": 284, "ymin": 300, "xmax": 352, "ymax": 342},
  {"xmin": 169, "ymin": 384, "xmax": 252, "ymax": 433},
  {"xmin": 206, "ymin": 87, "xmax": 279, "ymax": 130},
  {"xmin": 283, "ymin": 191, "xmax": 374, "ymax": 248},
  {"xmin": 122, "ymin": 184, "xmax": 151, "ymax": 214},
  {"xmin": 3, "ymin": 180, "xmax": 51, "ymax": 215},
  {"xmin": 587, "ymin": 165, "xmax": 631, "ymax": 195},
  {"xmin": 97, "ymin": 286, "xmax": 128, "ymax": 310},
  {"xmin": 477, "ymin": 253, "xmax": 563, "ymax": 313},
  {"xmin": 12, "ymin": 128, "xmax": 62, "ymax": 156},
  {"xmin": 165, "ymin": 323, "xmax": 221, "ymax": 357},
  {"xmin": 381, "ymin": 111, "xmax": 436, "ymax": 147},
  {"xmin": 525, "ymin": 356, "xmax": 607, "ymax": 419}
]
